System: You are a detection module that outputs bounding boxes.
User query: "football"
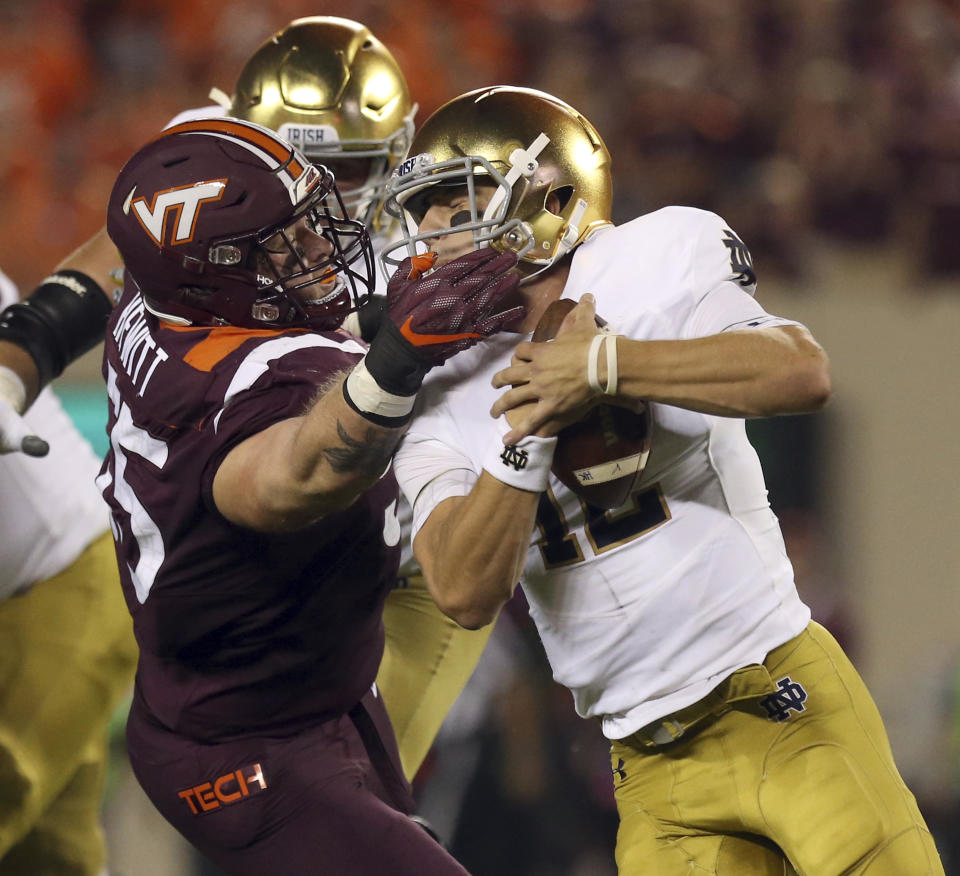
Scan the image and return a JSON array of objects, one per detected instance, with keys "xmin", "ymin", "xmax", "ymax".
[{"xmin": 532, "ymin": 299, "xmax": 651, "ymax": 510}]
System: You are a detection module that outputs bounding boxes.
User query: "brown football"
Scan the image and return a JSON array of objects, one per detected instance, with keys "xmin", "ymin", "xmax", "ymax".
[{"xmin": 532, "ymin": 299, "xmax": 651, "ymax": 510}]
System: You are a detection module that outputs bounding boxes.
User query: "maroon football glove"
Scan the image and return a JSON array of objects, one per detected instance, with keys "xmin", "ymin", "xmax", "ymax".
[
  {"xmin": 364, "ymin": 248, "xmax": 525, "ymax": 395},
  {"xmin": 388, "ymin": 248, "xmax": 524, "ymax": 361}
]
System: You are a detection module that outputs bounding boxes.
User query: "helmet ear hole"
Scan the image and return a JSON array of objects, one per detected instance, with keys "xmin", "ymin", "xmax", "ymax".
[
  {"xmin": 552, "ymin": 185, "xmax": 574, "ymax": 212},
  {"xmin": 181, "ymin": 286, "xmax": 214, "ymax": 308}
]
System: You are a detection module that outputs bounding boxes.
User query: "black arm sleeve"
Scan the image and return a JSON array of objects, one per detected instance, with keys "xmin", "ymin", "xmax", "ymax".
[{"xmin": 0, "ymin": 270, "xmax": 112, "ymax": 388}]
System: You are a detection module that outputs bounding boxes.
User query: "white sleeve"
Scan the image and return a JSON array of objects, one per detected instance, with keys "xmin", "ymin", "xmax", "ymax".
[
  {"xmin": 683, "ymin": 280, "xmax": 804, "ymax": 339},
  {"xmin": 691, "ymin": 213, "xmax": 757, "ymax": 298},
  {"xmin": 393, "ymin": 433, "xmax": 479, "ymax": 541}
]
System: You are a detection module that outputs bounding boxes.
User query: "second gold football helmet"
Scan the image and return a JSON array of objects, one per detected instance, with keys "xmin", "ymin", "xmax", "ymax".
[
  {"xmin": 229, "ymin": 17, "xmax": 416, "ymax": 229},
  {"xmin": 382, "ymin": 86, "xmax": 613, "ymax": 280}
]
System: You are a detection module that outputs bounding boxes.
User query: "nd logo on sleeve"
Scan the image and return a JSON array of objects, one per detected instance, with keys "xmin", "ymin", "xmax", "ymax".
[
  {"xmin": 125, "ymin": 179, "xmax": 227, "ymax": 247},
  {"xmin": 721, "ymin": 228, "xmax": 756, "ymax": 289}
]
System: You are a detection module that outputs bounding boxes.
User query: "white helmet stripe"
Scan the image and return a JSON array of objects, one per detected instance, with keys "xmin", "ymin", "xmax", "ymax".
[{"xmin": 482, "ymin": 132, "xmax": 550, "ymax": 222}]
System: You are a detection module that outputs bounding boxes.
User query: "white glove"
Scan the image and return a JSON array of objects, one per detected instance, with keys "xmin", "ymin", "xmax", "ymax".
[{"xmin": 0, "ymin": 365, "xmax": 48, "ymax": 456}]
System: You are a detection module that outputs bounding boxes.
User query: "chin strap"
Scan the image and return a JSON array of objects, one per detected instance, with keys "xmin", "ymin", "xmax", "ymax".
[{"xmin": 555, "ymin": 197, "xmax": 589, "ymax": 260}]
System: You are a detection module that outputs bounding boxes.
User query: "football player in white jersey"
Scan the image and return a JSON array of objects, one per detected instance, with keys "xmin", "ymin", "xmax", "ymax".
[
  {"xmin": 0, "ymin": 265, "xmax": 137, "ymax": 875},
  {"xmin": 383, "ymin": 85, "xmax": 945, "ymax": 874},
  {"xmin": 0, "ymin": 17, "xmax": 493, "ymax": 784}
]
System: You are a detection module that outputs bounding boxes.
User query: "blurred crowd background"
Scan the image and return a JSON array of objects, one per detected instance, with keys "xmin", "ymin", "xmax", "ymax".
[
  {"xmin": 3, "ymin": 1, "xmax": 960, "ymax": 874},
  {"xmin": 5, "ymin": 0, "xmax": 960, "ymax": 289}
]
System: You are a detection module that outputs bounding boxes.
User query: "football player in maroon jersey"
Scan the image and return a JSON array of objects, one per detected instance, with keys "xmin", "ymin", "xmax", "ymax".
[
  {"xmin": 0, "ymin": 19, "xmax": 506, "ymax": 872},
  {"xmin": 96, "ymin": 117, "xmax": 520, "ymax": 875},
  {"xmin": 0, "ymin": 18, "xmax": 499, "ymax": 790}
]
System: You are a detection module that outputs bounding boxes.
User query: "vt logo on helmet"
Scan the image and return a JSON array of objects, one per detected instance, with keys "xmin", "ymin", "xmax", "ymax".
[
  {"xmin": 128, "ymin": 180, "xmax": 227, "ymax": 247},
  {"xmin": 107, "ymin": 117, "xmax": 374, "ymax": 332}
]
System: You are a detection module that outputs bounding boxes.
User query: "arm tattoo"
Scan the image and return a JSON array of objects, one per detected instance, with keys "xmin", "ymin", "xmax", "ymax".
[{"xmin": 321, "ymin": 419, "xmax": 399, "ymax": 474}]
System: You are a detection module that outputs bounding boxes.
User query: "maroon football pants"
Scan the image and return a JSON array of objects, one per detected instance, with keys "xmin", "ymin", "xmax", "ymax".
[{"xmin": 125, "ymin": 688, "xmax": 470, "ymax": 875}]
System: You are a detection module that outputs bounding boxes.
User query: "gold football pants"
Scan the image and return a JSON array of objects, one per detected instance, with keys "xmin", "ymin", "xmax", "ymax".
[
  {"xmin": 0, "ymin": 532, "xmax": 137, "ymax": 875},
  {"xmin": 376, "ymin": 573, "xmax": 494, "ymax": 780},
  {"xmin": 611, "ymin": 622, "xmax": 943, "ymax": 875}
]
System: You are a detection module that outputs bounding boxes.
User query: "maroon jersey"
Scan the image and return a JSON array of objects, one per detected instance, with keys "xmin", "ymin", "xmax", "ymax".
[{"xmin": 99, "ymin": 287, "xmax": 401, "ymax": 741}]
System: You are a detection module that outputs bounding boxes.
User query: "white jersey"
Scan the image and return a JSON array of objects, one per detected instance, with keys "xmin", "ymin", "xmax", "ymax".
[
  {"xmin": 0, "ymin": 270, "xmax": 108, "ymax": 599},
  {"xmin": 395, "ymin": 207, "xmax": 811, "ymax": 739}
]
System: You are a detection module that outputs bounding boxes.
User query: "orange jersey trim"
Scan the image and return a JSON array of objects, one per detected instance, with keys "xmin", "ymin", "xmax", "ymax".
[{"xmin": 163, "ymin": 324, "xmax": 305, "ymax": 371}]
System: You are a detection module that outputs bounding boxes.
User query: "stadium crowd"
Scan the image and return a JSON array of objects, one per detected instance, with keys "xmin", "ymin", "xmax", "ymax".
[{"xmin": 3, "ymin": 0, "xmax": 960, "ymax": 290}]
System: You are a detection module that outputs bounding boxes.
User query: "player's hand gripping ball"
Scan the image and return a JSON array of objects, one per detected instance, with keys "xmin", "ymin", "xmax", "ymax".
[{"xmin": 532, "ymin": 298, "xmax": 651, "ymax": 510}]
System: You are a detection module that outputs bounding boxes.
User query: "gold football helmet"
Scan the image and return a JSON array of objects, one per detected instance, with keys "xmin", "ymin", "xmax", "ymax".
[
  {"xmin": 228, "ymin": 17, "xmax": 416, "ymax": 229},
  {"xmin": 382, "ymin": 86, "xmax": 613, "ymax": 279}
]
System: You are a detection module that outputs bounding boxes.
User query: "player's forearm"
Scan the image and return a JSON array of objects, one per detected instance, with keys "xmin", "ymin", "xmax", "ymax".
[
  {"xmin": 288, "ymin": 378, "xmax": 406, "ymax": 501},
  {"xmin": 614, "ymin": 325, "xmax": 831, "ymax": 417},
  {"xmin": 416, "ymin": 474, "xmax": 538, "ymax": 629},
  {"xmin": 53, "ymin": 226, "xmax": 123, "ymax": 302},
  {"xmin": 215, "ymin": 375, "xmax": 406, "ymax": 531}
]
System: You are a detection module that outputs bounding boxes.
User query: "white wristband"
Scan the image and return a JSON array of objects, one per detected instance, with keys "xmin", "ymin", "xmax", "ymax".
[
  {"xmin": 587, "ymin": 332, "xmax": 619, "ymax": 395},
  {"xmin": 0, "ymin": 365, "xmax": 27, "ymax": 414},
  {"xmin": 343, "ymin": 358, "xmax": 416, "ymax": 426},
  {"xmin": 482, "ymin": 422, "xmax": 557, "ymax": 492}
]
